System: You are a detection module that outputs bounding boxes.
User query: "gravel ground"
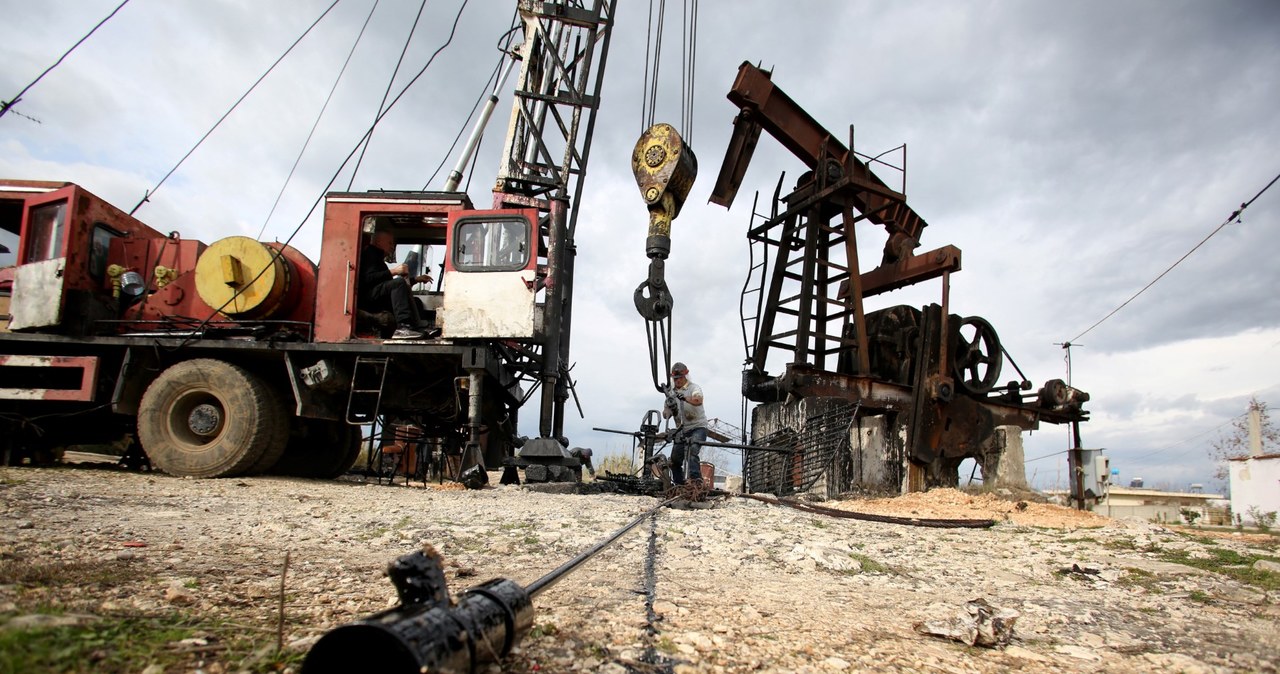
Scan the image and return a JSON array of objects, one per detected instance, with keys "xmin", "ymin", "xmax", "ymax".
[{"xmin": 1, "ymin": 465, "xmax": 1278, "ymax": 673}]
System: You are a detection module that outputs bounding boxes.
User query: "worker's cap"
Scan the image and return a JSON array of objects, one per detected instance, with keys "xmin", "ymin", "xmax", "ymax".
[{"xmin": 671, "ymin": 362, "xmax": 689, "ymax": 376}]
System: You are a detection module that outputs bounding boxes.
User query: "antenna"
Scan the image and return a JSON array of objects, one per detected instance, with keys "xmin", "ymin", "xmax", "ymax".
[{"xmin": 1053, "ymin": 341, "xmax": 1082, "ymax": 387}]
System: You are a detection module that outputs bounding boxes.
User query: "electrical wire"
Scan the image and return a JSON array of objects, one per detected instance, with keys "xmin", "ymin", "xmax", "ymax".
[
  {"xmin": 1128, "ymin": 412, "xmax": 1247, "ymax": 462},
  {"xmin": 1067, "ymin": 170, "xmax": 1280, "ymax": 344},
  {"xmin": 130, "ymin": 0, "xmax": 341, "ymax": 215},
  {"xmin": 257, "ymin": 0, "xmax": 382, "ymax": 241},
  {"xmin": 347, "ymin": 0, "xmax": 429, "ymax": 190},
  {"xmin": 1024, "ymin": 449, "xmax": 1068, "ymax": 464},
  {"xmin": 166, "ymin": 0, "xmax": 470, "ymax": 352},
  {"xmin": 1026, "ymin": 410, "xmax": 1250, "ymax": 465},
  {"xmin": 0, "ymin": 0, "xmax": 131, "ymax": 120}
]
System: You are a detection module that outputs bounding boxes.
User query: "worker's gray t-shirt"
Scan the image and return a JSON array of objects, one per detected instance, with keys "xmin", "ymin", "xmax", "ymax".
[{"xmin": 673, "ymin": 380, "xmax": 707, "ymax": 429}]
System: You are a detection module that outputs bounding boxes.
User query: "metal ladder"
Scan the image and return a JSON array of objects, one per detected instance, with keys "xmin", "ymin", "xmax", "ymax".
[
  {"xmin": 739, "ymin": 192, "xmax": 770, "ymax": 364},
  {"xmin": 346, "ymin": 356, "xmax": 389, "ymax": 425}
]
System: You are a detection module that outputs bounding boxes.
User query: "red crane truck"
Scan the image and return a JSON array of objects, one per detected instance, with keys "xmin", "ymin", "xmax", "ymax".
[{"xmin": 0, "ymin": 0, "xmax": 616, "ymax": 481}]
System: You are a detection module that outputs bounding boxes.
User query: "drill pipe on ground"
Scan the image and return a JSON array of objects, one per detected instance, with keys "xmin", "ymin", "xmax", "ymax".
[
  {"xmin": 738, "ymin": 492, "xmax": 996, "ymax": 528},
  {"xmin": 301, "ymin": 499, "xmax": 673, "ymax": 674}
]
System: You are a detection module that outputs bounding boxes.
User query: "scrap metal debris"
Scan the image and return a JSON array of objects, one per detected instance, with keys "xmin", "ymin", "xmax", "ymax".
[{"xmin": 914, "ymin": 598, "xmax": 1019, "ymax": 648}]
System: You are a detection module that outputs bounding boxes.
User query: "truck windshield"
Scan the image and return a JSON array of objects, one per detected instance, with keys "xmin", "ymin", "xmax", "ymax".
[{"xmin": 453, "ymin": 217, "xmax": 529, "ymax": 271}]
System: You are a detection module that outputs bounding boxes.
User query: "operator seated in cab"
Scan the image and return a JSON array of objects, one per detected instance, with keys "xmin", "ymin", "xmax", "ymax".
[{"xmin": 360, "ymin": 230, "xmax": 433, "ymax": 340}]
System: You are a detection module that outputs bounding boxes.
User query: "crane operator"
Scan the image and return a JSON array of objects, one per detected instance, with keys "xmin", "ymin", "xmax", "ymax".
[
  {"xmin": 661, "ymin": 362, "xmax": 707, "ymax": 485},
  {"xmin": 360, "ymin": 230, "xmax": 432, "ymax": 339}
]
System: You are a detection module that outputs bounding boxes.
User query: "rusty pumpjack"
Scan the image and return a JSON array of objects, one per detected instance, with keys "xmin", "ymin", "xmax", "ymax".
[{"xmin": 710, "ymin": 62, "xmax": 1089, "ymax": 491}]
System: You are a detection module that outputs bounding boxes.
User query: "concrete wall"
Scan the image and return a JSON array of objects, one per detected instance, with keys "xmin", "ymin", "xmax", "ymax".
[
  {"xmin": 1230, "ymin": 457, "xmax": 1280, "ymax": 524},
  {"xmin": 1097, "ymin": 503, "xmax": 1211, "ymax": 524}
]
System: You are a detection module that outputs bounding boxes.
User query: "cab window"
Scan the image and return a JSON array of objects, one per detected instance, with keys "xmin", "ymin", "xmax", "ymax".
[
  {"xmin": 24, "ymin": 201, "xmax": 67, "ymax": 262},
  {"xmin": 453, "ymin": 216, "xmax": 529, "ymax": 271}
]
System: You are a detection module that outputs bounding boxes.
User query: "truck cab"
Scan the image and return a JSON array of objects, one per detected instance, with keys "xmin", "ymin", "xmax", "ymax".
[{"xmin": 314, "ymin": 190, "xmax": 542, "ymax": 344}]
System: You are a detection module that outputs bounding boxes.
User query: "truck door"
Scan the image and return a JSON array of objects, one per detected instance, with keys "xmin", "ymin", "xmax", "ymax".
[
  {"xmin": 439, "ymin": 209, "xmax": 539, "ymax": 339},
  {"xmin": 9, "ymin": 189, "xmax": 73, "ymax": 330}
]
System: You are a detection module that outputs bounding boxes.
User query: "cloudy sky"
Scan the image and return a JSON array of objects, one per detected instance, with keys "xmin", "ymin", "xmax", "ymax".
[{"xmin": 3, "ymin": 1, "xmax": 1278, "ymax": 492}]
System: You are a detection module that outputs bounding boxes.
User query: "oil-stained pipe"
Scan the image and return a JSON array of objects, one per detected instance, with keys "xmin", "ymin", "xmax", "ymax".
[{"xmin": 302, "ymin": 500, "xmax": 672, "ymax": 674}]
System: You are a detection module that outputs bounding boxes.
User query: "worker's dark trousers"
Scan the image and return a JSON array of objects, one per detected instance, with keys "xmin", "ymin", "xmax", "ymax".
[
  {"xmin": 366, "ymin": 277, "xmax": 420, "ymax": 327},
  {"xmin": 670, "ymin": 426, "xmax": 707, "ymax": 485}
]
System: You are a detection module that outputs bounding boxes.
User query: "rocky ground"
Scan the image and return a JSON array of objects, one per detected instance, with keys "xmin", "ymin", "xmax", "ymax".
[{"xmin": 0, "ymin": 464, "xmax": 1278, "ymax": 674}]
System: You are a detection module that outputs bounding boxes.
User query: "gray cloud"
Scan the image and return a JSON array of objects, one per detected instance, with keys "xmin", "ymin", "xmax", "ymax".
[{"xmin": 3, "ymin": 0, "xmax": 1278, "ymax": 487}]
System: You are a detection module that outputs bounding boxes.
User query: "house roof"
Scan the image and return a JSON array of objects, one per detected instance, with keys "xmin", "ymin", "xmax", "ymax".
[{"xmin": 1044, "ymin": 487, "xmax": 1224, "ymax": 500}]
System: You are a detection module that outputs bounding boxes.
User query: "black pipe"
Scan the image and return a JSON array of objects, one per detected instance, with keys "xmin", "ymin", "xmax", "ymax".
[
  {"xmin": 527, "ymin": 499, "xmax": 671, "ymax": 597},
  {"xmin": 302, "ymin": 500, "xmax": 672, "ymax": 674}
]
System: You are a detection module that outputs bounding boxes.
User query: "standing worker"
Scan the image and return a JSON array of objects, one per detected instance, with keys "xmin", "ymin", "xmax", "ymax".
[{"xmin": 661, "ymin": 362, "xmax": 707, "ymax": 485}]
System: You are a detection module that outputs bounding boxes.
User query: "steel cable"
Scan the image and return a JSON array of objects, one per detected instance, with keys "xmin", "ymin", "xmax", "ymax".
[
  {"xmin": 1, "ymin": 0, "xmax": 131, "ymax": 120},
  {"xmin": 164, "ymin": 0, "xmax": 470, "ymax": 352},
  {"xmin": 257, "ymin": 0, "xmax": 383, "ymax": 241},
  {"xmin": 347, "ymin": 0, "xmax": 429, "ymax": 190},
  {"xmin": 130, "ymin": 0, "xmax": 341, "ymax": 215}
]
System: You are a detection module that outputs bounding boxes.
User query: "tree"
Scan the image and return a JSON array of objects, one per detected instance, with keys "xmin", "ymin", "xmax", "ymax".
[{"xmin": 1208, "ymin": 397, "xmax": 1280, "ymax": 481}]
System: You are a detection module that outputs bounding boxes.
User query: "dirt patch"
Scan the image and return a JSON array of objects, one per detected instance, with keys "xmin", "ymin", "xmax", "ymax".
[
  {"xmin": 1, "ymin": 467, "xmax": 1276, "ymax": 673},
  {"xmin": 827, "ymin": 487, "xmax": 1111, "ymax": 528}
]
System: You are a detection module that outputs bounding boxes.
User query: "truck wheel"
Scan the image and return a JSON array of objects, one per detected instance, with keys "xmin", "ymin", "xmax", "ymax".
[
  {"xmin": 244, "ymin": 384, "xmax": 291, "ymax": 475},
  {"xmin": 271, "ymin": 419, "xmax": 363, "ymax": 479},
  {"xmin": 137, "ymin": 359, "xmax": 288, "ymax": 478},
  {"xmin": 315, "ymin": 421, "xmax": 364, "ymax": 479}
]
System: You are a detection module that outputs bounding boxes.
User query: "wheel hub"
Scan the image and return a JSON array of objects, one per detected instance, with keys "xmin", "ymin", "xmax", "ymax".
[{"xmin": 187, "ymin": 403, "xmax": 222, "ymax": 437}]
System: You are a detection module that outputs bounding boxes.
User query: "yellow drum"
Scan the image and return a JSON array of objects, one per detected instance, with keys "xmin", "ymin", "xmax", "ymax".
[{"xmin": 194, "ymin": 236, "xmax": 293, "ymax": 319}]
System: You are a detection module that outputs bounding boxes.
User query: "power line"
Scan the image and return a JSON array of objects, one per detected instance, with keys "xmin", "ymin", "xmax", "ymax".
[
  {"xmin": 1067, "ymin": 170, "xmax": 1280, "ymax": 344},
  {"xmin": 1128, "ymin": 412, "xmax": 1247, "ymax": 462},
  {"xmin": 0, "ymin": 0, "xmax": 130, "ymax": 120},
  {"xmin": 130, "ymin": 0, "xmax": 341, "ymax": 215},
  {"xmin": 1025, "ymin": 449, "xmax": 1068, "ymax": 464}
]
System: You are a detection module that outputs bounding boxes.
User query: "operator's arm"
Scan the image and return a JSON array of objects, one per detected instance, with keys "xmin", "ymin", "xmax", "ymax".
[{"xmin": 674, "ymin": 383, "xmax": 703, "ymax": 407}]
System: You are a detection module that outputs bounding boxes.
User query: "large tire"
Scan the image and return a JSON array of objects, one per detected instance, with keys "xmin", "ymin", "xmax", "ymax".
[
  {"xmin": 137, "ymin": 359, "xmax": 288, "ymax": 478},
  {"xmin": 244, "ymin": 384, "xmax": 291, "ymax": 475},
  {"xmin": 271, "ymin": 418, "xmax": 363, "ymax": 479}
]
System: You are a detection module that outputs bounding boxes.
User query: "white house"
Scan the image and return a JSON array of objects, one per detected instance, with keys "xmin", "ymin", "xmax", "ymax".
[{"xmin": 1228, "ymin": 453, "xmax": 1280, "ymax": 525}]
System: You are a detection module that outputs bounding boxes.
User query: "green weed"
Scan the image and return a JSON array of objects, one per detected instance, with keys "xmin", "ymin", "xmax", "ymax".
[{"xmin": 1158, "ymin": 548, "xmax": 1280, "ymax": 592}]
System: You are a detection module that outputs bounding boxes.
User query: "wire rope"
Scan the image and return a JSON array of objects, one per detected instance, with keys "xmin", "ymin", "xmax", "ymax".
[
  {"xmin": 0, "ymin": 0, "xmax": 131, "ymax": 120},
  {"xmin": 420, "ymin": 11, "xmax": 519, "ymax": 191},
  {"xmin": 256, "ymin": 0, "xmax": 382, "ymax": 241},
  {"xmin": 347, "ymin": 0, "xmax": 429, "ymax": 190},
  {"xmin": 166, "ymin": 0, "xmax": 470, "ymax": 352},
  {"xmin": 129, "ymin": 0, "xmax": 341, "ymax": 215}
]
